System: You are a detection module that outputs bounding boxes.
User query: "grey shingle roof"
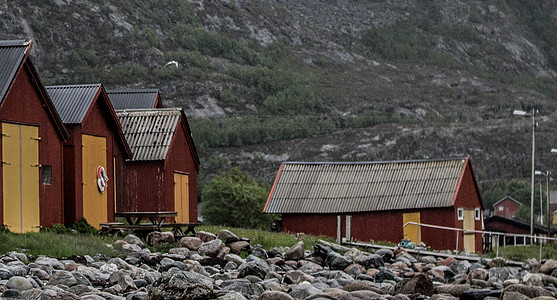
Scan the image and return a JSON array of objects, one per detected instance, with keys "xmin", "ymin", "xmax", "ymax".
[
  {"xmin": 264, "ymin": 158, "xmax": 469, "ymax": 214},
  {"xmin": 46, "ymin": 84, "xmax": 102, "ymax": 124},
  {"xmin": 106, "ymin": 89, "xmax": 160, "ymax": 110},
  {"xmin": 116, "ymin": 108, "xmax": 182, "ymax": 161},
  {"xmin": 0, "ymin": 40, "xmax": 30, "ymax": 104}
]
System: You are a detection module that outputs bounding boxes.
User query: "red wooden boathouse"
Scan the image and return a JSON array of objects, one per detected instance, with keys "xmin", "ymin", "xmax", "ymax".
[
  {"xmin": 116, "ymin": 108, "xmax": 199, "ymax": 223},
  {"xmin": 46, "ymin": 84, "xmax": 132, "ymax": 228},
  {"xmin": 264, "ymin": 157, "xmax": 485, "ymax": 252},
  {"xmin": 0, "ymin": 40, "xmax": 68, "ymax": 233}
]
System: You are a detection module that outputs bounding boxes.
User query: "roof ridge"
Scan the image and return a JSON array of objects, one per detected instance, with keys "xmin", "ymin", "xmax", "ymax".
[
  {"xmin": 283, "ymin": 157, "xmax": 469, "ymax": 165},
  {"xmin": 0, "ymin": 40, "xmax": 30, "ymax": 47},
  {"xmin": 45, "ymin": 83, "xmax": 102, "ymax": 89}
]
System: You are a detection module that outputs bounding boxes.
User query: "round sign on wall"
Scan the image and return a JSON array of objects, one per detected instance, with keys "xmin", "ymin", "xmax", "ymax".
[{"xmin": 97, "ymin": 165, "xmax": 109, "ymax": 193}]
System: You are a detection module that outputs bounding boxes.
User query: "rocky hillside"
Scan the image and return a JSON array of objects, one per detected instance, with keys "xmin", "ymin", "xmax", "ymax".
[{"xmin": 2, "ymin": 0, "xmax": 557, "ymax": 206}]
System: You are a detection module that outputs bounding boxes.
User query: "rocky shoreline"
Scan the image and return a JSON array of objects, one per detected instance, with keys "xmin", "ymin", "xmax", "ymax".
[{"xmin": 0, "ymin": 229, "xmax": 556, "ymax": 300}]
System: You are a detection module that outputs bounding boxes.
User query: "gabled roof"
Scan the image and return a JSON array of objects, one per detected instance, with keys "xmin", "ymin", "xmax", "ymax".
[
  {"xmin": 484, "ymin": 215, "xmax": 547, "ymax": 234},
  {"xmin": 106, "ymin": 89, "xmax": 162, "ymax": 110},
  {"xmin": 0, "ymin": 40, "xmax": 68, "ymax": 140},
  {"xmin": 0, "ymin": 40, "xmax": 30, "ymax": 104},
  {"xmin": 116, "ymin": 108, "xmax": 199, "ymax": 168},
  {"xmin": 493, "ymin": 196, "xmax": 522, "ymax": 208},
  {"xmin": 46, "ymin": 83, "xmax": 132, "ymax": 158},
  {"xmin": 46, "ymin": 84, "xmax": 102, "ymax": 124},
  {"xmin": 264, "ymin": 157, "xmax": 475, "ymax": 214}
]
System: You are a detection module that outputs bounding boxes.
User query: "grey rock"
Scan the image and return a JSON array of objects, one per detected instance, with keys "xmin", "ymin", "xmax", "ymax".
[
  {"xmin": 489, "ymin": 267, "xmax": 518, "ymax": 282},
  {"xmin": 217, "ymin": 229, "xmax": 240, "ymax": 244},
  {"xmin": 168, "ymin": 247, "xmax": 190, "ymax": 256},
  {"xmin": 373, "ymin": 269, "xmax": 399, "ymax": 283},
  {"xmin": 147, "ymin": 270, "xmax": 214, "ymax": 300},
  {"xmin": 523, "ymin": 273, "xmax": 543, "ymax": 286},
  {"xmin": 121, "ymin": 243, "xmax": 142, "ymax": 254},
  {"xmin": 435, "ymin": 283, "xmax": 471, "ymax": 296},
  {"xmin": 124, "ymin": 234, "xmax": 145, "ymax": 248},
  {"xmin": 259, "ymin": 291, "xmax": 294, "ymax": 300},
  {"xmin": 251, "ymin": 244, "xmax": 268, "ymax": 259},
  {"xmin": 467, "ymin": 268, "xmax": 488, "ymax": 282},
  {"xmin": 502, "ymin": 283, "xmax": 556, "ymax": 299},
  {"xmin": 196, "ymin": 231, "xmax": 217, "ymax": 242},
  {"xmin": 126, "ymin": 291, "xmax": 148, "ymax": 300},
  {"xmin": 179, "ymin": 236, "xmax": 203, "ymax": 251},
  {"xmin": 218, "ymin": 291, "xmax": 248, "ymax": 300},
  {"xmin": 289, "ymin": 281, "xmax": 322, "ymax": 299},
  {"xmin": 6, "ymin": 276, "xmax": 33, "ymax": 291},
  {"xmin": 72, "ymin": 271, "xmax": 92, "ymax": 286},
  {"xmin": 430, "ymin": 294, "xmax": 458, "ymax": 300},
  {"xmin": 325, "ymin": 252, "xmax": 351, "ymax": 271},
  {"xmin": 2, "ymin": 289, "xmax": 23, "ymax": 299},
  {"xmin": 238, "ymin": 258, "xmax": 270, "ymax": 279},
  {"xmin": 284, "ymin": 241, "xmax": 305, "ymax": 261},
  {"xmin": 221, "ymin": 280, "xmax": 265, "ymax": 296},
  {"xmin": 461, "ymin": 288, "xmax": 502, "ymax": 300},
  {"xmin": 109, "ymin": 270, "xmax": 137, "ymax": 292},
  {"xmin": 336, "ymin": 290, "xmax": 381, "ymax": 300},
  {"xmin": 199, "ymin": 239, "xmax": 225, "ymax": 257},
  {"xmin": 355, "ymin": 254, "xmax": 384, "ymax": 269},
  {"xmin": 35, "ymin": 256, "xmax": 64, "ymax": 270},
  {"xmin": 48, "ymin": 270, "xmax": 78, "ymax": 287},
  {"xmin": 229, "ymin": 241, "xmax": 251, "ymax": 254},
  {"xmin": 146, "ymin": 231, "xmax": 175, "ymax": 247},
  {"xmin": 0, "ymin": 268, "xmax": 13, "ymax": 279},
  {"xmin": 159, "ymin": 257, "xmax": 187, "ymax": 272},
  {"xmin": 342, "ymin": 280, "xmax": 382, "ymax": 293},
  {"xmin": 539, "ymin": 259, "xmax": 557, "ymax": 275},
  {"xmin": 394, "ymin": 273, "xmax": 433, "ymax": 296},
  {"xmin": 488, "ymin": 257, "xmax": 507, "ymax": 268}
]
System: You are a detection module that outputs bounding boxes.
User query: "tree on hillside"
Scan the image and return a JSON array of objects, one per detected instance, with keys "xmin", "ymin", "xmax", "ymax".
[{"xmin": 201, "ymin": 167, "xmax": 277, "ymax": 229}]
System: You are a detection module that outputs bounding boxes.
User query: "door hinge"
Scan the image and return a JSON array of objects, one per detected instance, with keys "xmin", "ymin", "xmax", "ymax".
[
  {"xmin": 1, "ymin": 133, "xmax": 9, "ymax": 137},
  {"xmin": 31, "ymin": 164, "xmax": 41, "ymax": 167},
  {"xmin": 30, "ymin": 136, "xmax": 41, "ymax": 141},
  {"xmin": 2, "ymin": 161, "xmax": 11, "ymax": 165}
]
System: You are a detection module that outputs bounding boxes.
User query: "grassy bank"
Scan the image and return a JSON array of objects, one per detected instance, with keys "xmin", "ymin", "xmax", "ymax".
[{"xmin": 0, "ymin": 231, "xmax": 121, "ymax": 259}]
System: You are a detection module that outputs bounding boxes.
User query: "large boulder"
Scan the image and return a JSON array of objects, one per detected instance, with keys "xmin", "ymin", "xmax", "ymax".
[
  {"xmin": 196, "ymin": 231, "xmax": 217, "ymax": 243},
  {"xmin": 124, "ymin": 234, "xmax": 145, "ymax": 248},
  {"xmin": 501, "ymin": 284, "xmax": 556, "ymax": 299},
  {"xmin": 325, "ymin": 252, "xmax": 352, "ymax": 271},
  {"xmin": 394, "ymin": 273, "xmax": 433, "ymax": 296},
  {"xmin": 217, "ymin": 230, "xmax": 240, "ymax": 244},
  {"xmin": 199, "ymin": 239, "xmax": 225, "ymax": 257},
  {"xmin": 146, "ymin": 231, "xmax": 175, "ymax": 247},
  {"xmin": 6, "ymin": 276, "xmax": 33, "ymax": 291},
  {"xmin": 147, "ymin": 270, "xmax": 214, "ymax": 300},
  {"xmin": 284, "ymin": 241, "xmax": 305, "ymax": 261},
  {"xmin": 179, "ymin": 237, "xmax": 203, "ymax": 251},
  {"xmin": 539, "ymin": 259, "xmax": 557, "ymax": 275}
]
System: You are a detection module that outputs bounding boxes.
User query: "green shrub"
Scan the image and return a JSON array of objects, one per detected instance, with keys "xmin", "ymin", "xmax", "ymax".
[
  {"xmin": 69, "ymin": 217, "xmax": 98, "ymax": 235},
  {"xmin": 43, "ymin": 224, "xmax": 74, "ymax": 235},
  {"xmin": 201, "ymin": 167, "xmax": 277, "ymax": 229}
]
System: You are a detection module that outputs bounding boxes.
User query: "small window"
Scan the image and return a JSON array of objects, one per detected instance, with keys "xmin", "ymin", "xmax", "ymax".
[
  {"xmin": 457, "ymin": 208, "xmax": 464, "ymax": 220},
  {"xmin": 475, "ymin": 208, "xmax": 480, "ymax": 220},
  {"xmin": 498, "ymin": 206, "xmax": 504, "ymax": 211},
  {"xmin": 41, "ymin": 165, "xmax": 52, "ymax": 185}
]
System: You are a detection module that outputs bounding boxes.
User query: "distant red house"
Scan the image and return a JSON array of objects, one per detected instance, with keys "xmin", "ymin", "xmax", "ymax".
[
  {"xmin": 493, "ymin": 196, "xmax": 522, "ymax": 219},
  {"xmin": 264, "ymin": 157, "xmax": 485, "ymax": 253},
  {"xmin": 0, "ymin": 40, "xmax": 68, "ymax": 232},
  {"xmin": 116, "ymin": 108, "xmax": 199, "ymax": 223},
  {"xmin": 46, "ymin": 84, "xmax": 132, "ymax": 228}
]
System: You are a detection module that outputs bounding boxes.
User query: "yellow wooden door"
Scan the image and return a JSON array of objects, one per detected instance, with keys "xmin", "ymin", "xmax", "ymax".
[
  {"xmin": 463, "ymin": 209, "xmax": 475, "ymax": 253},
  {"xmin": 82, "ymin": 134, "xmax": 107, "ymax": 229},
  {"xmin": 403, "ymin": 212, "xmax": 421, "ymax": 244},
  {"xmin": 2, "ymin": 123, "xmax": 40, "ymax": 233},
  {"xmin": 174, "ymin": 173, "xmax": 189, "ymax": 223}
]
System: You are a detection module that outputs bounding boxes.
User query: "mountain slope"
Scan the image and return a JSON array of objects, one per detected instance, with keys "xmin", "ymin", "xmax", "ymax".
[{"xmin": 2, "ymin": 0, "xmax": 557, "ymax": 207}]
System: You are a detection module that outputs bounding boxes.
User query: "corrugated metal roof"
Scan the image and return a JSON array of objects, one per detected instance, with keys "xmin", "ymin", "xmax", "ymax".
[
  {"xmin": 116, "ymin": 108, "xmax": 182, "ymax": 161},
  {"xmin": 46, "ymin": 84, "xmax": 101, "ymax": 124},
  {"xmin": 106, "ymin": 89, "xmax": 160, "ymax": 110},
  {"xmin": 265, "ymin": 158, "xmax": 468, "ymax": 214},
  {"xmin": 0, "ymin": 40, "xmax": 30, "ymax": 104}
]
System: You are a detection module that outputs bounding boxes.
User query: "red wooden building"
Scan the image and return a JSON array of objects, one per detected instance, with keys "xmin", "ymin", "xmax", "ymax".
[
  {"xmin": 264, "ymin": 157, "xmax": 485, "ymax": 252},
  {"xmin": 493, "ymin": 196, "xmax": 522, "ymax": 219},
  {"xmin": 484, "ymin": 215, "xmax": 547, "ymax": 245},
  {"xmin": 46, "ymin": 84, "xmax": 132, "ymax": 228},
  {"xmin": 116, "ymin": 108, "xmax": 199, "ymax": 223},
  {"xmin": 0, "ymin": 40, "xmax": 68, "ymax": 232}
]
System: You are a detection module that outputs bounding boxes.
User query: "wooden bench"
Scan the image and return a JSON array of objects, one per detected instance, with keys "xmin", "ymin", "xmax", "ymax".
[{"xmin": 160, "ymin": 223, "xmax": 200, "ymax": 237}]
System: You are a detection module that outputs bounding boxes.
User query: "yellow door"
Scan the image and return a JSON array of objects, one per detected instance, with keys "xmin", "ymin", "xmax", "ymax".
[
  {"xmin": 463, "ymin": 209, "xmax": 475, "ymax": 253},
  {"xmin": 82, "ymin": 134, "xmax": 107, "ymax": 229},
  {"xmin": 2, "ymin": 123, "xmax": 40, "ymax": 233},
  {"xmin": 174, "ymin": 173, "xmax": 189, "ymax": 223},
  {"xmin": 403, "ymin": 212, "xmax": 421, "ymax": 244}
]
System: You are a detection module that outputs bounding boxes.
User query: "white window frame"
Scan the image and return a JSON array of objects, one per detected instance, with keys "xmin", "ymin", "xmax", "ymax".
[
  {"xmin": 475, "ymin": 207, "xmax": 480, "ymax": 220},
  {"xmin": 457, "ymin": 208, "xmax": 464, "ymax": 220},
  {"xmin": 498, "ymin": 206, "xmax": 504, "ymax": 211}
]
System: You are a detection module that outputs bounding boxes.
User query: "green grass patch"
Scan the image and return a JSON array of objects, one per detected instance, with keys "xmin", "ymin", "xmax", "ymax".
[
  {"xmin": 196, "ymin": 225, "xmax": 335, "ymax": 251},
  {"xmin": 0, "ymin": 231, "xmax": 121, "ymax": 259},
  {"xmin": 485, "ymin": 243, "xmax": 557, "ymax": 261}
]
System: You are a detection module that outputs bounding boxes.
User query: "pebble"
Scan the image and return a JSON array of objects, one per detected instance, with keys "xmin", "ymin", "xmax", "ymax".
[{"xmin": 0, "ymin": 230, "xmax": 555, "ymax": 300}]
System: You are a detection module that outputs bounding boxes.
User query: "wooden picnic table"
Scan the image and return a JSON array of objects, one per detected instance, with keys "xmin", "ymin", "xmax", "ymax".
[{"xmin": 114, "ymin": 211, "xmax": 178, "ymax": 230}]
